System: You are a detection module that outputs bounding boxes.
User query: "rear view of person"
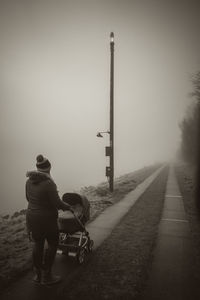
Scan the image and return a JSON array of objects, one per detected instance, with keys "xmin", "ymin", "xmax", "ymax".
[{"xmin": 26, "ymin": 154, "xmax": 72, "ymax": 285}]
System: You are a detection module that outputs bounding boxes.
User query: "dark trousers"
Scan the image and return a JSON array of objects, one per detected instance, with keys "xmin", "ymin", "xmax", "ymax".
[
  {"xmin": 26, "ymin": 211, "xmax": 59, "ymax": 271},
  {"xmin": 32, "ymin": 237, "xmax": 58, "ymax": 271}
]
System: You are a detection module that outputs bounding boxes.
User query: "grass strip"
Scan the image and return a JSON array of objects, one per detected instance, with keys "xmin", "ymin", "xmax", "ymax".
[{"xmin": 175, "ymin": 163, "xmax": 200, "ymax": 282}]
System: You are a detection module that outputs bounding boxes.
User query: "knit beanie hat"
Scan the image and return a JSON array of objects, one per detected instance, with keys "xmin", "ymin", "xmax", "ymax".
[{"xmin": 36, "ymin": 154, "xmax": 51, "ymax": 172}]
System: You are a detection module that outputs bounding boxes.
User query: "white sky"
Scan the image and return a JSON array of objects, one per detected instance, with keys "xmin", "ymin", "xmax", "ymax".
[{"xmin": 0, "ymin": 0, "xmax": 200, "ymax": 213}]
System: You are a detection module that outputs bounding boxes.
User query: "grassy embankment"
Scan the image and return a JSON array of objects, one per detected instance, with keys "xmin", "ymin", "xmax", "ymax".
[{"xmin": 0, "ymin": 164, "xmax": 160, "ymax": 292}]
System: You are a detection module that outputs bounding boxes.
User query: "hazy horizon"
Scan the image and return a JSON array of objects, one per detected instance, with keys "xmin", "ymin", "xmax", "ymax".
[{"xmin": 1, "ymin": 0, "xmax": 200, "ymax": 214}]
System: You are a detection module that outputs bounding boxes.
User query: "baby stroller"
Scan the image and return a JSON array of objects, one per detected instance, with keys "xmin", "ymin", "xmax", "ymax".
[{"xmin": 57, "ymin": 193, "xmax": 94, "ymax": 264}]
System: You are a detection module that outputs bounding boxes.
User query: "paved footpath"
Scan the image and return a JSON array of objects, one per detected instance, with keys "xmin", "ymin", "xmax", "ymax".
[{"xmin": 142, "ymin": 165, "xmax": 200, "ymax": 300}]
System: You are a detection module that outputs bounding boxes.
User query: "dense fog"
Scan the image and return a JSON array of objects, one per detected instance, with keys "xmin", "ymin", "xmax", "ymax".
[{"xmin": 0, "ymin": 0, "xmax": 200, "ymax": 214}]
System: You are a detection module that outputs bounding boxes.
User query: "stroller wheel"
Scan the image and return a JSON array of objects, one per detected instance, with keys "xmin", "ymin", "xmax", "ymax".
[
  {"xmin": 88, "ymin": 239, "xmax": 94, "ymax": 252},
  {"xmin": 77, "ymin": 248, "xmax": 85, "ymax": 264}
]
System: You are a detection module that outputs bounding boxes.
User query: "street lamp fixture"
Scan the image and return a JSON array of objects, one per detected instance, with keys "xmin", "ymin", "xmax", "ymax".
[
  {"xmin": 110, "ymin": 32, "xmax": 114, "ymax": 43},
  {"xmin": 96, "ymin": 131, "xmax": 110, "ymax": 138}
]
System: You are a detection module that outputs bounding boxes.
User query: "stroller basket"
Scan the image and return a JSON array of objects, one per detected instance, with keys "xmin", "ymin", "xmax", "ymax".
[{"xmin": 58, "ymin": 193, "xmax": 90, "ymax": 234}]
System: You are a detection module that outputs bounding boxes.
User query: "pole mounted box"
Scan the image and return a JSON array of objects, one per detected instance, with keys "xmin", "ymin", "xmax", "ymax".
[
  {"xmin": 105, "ymin": 146, "xmax": 111, "ymax": 157},
  {"xmin": 106, "ymin": 166, "xmax": 111, "ymax": 177}
]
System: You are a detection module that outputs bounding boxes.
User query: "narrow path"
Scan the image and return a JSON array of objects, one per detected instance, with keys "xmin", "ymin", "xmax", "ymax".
[
  {"xmin": 141, "ymin": 165, "xmax": 200, "ymax": 300},
  {"xmin": 60, "ymin": 166, "xmax": 168, "ymax": 299},
  {"xmin": 86, "ymin": 165, "xmax": 164, "ymax": 250}
]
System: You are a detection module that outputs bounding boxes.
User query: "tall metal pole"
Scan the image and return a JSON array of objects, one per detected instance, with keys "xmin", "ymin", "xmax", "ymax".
[{"xmin": 110, "ymin": 32, "xmax": 114, "ymax": 192}]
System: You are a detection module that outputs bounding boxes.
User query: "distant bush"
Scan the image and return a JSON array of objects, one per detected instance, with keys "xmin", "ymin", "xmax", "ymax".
[
  {"xmin": 10, "ymin": 215, "xmax": 25, "ymax": 226},
  {"xmin": 11, "ymin": 209, "xmax": 26, "ymax": 219}
]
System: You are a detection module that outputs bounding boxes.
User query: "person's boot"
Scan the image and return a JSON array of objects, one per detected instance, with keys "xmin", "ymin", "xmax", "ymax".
[
  {"xmin": 33, "ymin": 268, "xmax": 41, "ymax": 284},
  {"xmin": 41, "ymin": 269, "xmax": 61, "ymax": 285}
]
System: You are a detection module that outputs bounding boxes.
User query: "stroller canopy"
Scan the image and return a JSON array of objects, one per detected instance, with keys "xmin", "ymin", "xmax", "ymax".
[
  {"xmin": 58, "ymin": 193, "xmax": 90, "ymax": 234},
  {"xmin": 62, "ymin": 193, "xmax": 90, "ymax": 222}
]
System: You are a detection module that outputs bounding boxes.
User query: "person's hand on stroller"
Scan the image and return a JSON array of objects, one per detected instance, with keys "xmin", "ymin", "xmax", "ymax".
[
  {"xmin": 62, "ymin": 202, "xmax": 73, "ymax": 212},
  {"xmin": 69, "ymin": 206, "xmax": 74, "ymax": 214}
]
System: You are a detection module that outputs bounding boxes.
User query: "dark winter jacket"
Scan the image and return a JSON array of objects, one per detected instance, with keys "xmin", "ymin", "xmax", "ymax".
[{"xmin": 26, "ymin": 171, "xmax": 69, "ymax": 218}]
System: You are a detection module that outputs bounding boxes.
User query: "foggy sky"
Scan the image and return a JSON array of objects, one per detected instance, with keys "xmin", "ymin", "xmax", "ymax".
[{"xmin": 0, "ymin": 0, "xmax": 200, "ymax": 214}]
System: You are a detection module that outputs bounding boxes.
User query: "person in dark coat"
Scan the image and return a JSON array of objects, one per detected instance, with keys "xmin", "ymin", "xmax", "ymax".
[{"xmin": 26, "ymin": 154, "xmax": 72, "ymax": 285}]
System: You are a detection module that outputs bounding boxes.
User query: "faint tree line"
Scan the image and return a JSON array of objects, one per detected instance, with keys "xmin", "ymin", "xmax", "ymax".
[
  {"xmin": 179, "ymin": 71, "xmax": 200, "ymax": 215},
  {"xmin": 179, "ymin": 71, "xmax": 200, "ymax": 164}
]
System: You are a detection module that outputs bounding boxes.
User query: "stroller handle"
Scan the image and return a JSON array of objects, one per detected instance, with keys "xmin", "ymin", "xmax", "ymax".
[{"xmin": 70, "ymin": 209, "xmax": 86, "ymax": 232}]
